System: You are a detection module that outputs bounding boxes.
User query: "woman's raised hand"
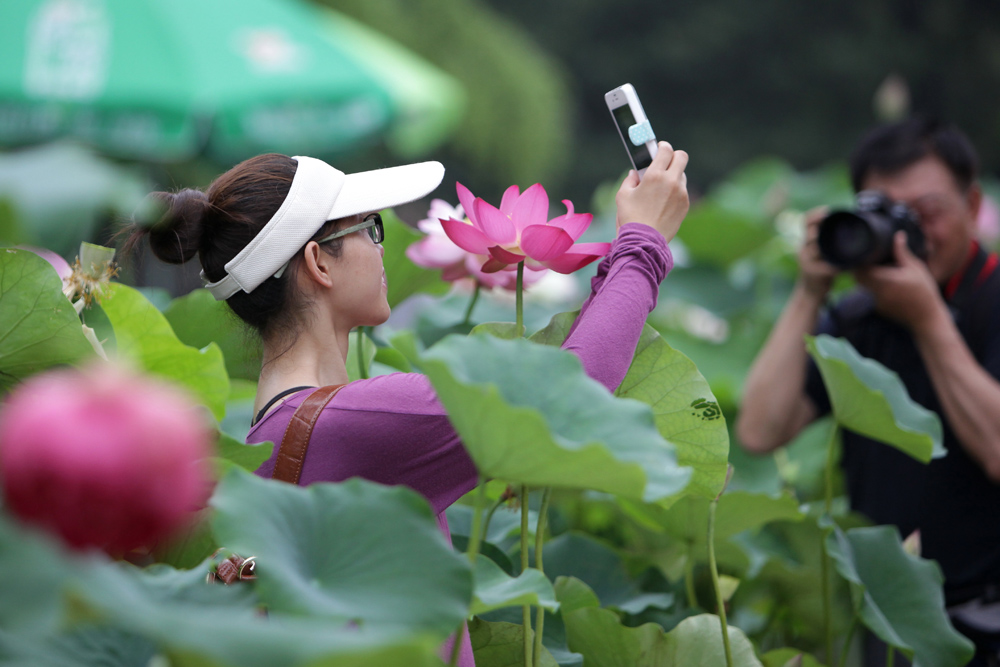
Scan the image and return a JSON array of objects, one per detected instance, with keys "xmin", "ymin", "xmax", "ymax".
[{"xmin": 614, "ymin": 142, "xmax": 690, "ymax": 243}]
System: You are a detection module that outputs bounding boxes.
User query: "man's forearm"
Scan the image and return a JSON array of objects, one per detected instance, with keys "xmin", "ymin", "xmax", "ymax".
[
  {"xmin": 737, "ymin": 283, "xmax": 823, "ymax": 453},
  {"xmin": 914, "ymin": 305, "xmax": 1000, "ymax": 481}
]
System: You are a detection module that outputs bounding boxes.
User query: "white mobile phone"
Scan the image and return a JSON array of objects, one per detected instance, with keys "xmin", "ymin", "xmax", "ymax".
[{"xmin": 605, "ymin": 83, "xmax": 658, "ymax": 179}]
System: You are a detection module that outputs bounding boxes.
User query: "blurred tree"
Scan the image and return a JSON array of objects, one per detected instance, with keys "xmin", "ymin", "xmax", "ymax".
[
  {"xmin": 477, "ymin": 0, "xmax": 1000, "ymax": 202},
  {"xmin": 322, "ymin": 0, "xmax": 574, "ymax": 198}
]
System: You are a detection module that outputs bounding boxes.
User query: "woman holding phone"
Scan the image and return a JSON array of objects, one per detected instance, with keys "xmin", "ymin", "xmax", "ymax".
[{"xmin": 126, "ymin": 141, "xmax": 688, "ymax": 665}]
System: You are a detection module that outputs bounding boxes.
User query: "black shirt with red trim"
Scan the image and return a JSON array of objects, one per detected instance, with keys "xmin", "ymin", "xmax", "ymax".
[{"xmin": 805, "ymin": 241, "xmax": 1000, "ymax": 606}]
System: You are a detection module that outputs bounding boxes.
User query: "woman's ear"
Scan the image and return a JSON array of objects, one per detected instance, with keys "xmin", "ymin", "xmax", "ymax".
[{"xmin": 299, "ymin": 241, "xmax": 335, "ymax": 290}]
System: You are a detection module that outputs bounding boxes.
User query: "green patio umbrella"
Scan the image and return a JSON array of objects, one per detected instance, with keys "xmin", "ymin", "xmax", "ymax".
[
  {"xmin": 321, "ymin": 8, "xmax": 466, "ymax": 157},
  {"xmin": 0, "ymin": 0, "xmax": 397, "ymax": 162}
]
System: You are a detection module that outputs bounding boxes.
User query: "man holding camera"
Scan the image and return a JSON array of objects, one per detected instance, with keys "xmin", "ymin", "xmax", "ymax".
[{"xmin": 737, "ymin": 117, "xmax": 1000, "ymax": 664}]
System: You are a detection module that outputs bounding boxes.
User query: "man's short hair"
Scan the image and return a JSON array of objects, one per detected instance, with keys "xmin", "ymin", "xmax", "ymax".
[{"xmin": 849, "ymin": 117, "xmax": 980, "ymax": 193}]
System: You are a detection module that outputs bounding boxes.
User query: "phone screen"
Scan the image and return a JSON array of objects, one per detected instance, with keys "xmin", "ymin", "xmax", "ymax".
[{"xmin": 612, "ymin": 104, "xmax": 653, "ymax": 171}]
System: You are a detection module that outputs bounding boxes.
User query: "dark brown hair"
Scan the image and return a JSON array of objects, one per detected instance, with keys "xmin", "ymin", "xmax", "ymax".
[{"xmin": 123, "ymin": 153, "xmax": 343, "ymax": 340}]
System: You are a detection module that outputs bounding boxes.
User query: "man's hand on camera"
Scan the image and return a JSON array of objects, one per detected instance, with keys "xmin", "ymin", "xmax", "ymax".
[
  {"xmin": 798, "ymin": 207, "xmax": 838, "ymax": 300},
  {"xmin": 854, "ymin": 231, "xmax": 946, "ymax": 331}
]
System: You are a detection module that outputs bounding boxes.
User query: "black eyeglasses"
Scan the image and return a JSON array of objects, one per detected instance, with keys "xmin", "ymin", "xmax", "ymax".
[
  {"xmin": 272, "ymin": 213, "xmax": 385, "ymax": 280},
  {"xmin": 316, "ymin": 212, "xmax": 384, "ymax": 245}
]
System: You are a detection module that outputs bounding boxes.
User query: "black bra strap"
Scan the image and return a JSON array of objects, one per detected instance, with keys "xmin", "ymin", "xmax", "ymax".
[{"xmin": 252, "ymin": 386, "xmax": 316, "ymax": 426}]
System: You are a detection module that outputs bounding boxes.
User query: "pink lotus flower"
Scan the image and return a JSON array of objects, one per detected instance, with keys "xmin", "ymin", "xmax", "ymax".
[
  {"xmin": 0, "ymin": 362, "xmax": 213, "ymax": 556},
  {"xmin": 440, "ymin": 183, "xmax": 610, "ymax": 274},
  {"xmin": 978, "ymin": 193, "xmax": 1000, "ymax": 244},
  {"xmin": 407, "ymin": 199, "xmax": 548, "ymax": 290}
]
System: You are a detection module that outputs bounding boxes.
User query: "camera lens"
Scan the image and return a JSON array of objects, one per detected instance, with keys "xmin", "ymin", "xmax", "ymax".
[{"xmin": 818, "ymin": 212, "xmax": 875, "ymax": 267}]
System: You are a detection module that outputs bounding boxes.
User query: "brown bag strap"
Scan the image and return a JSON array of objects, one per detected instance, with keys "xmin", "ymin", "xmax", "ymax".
[{"xmin": 271, "ymin": 384, "xmax": 346, "ymax": 484}]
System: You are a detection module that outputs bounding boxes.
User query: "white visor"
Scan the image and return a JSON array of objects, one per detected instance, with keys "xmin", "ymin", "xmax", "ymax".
[{"xmin": 201, "ymin": 156, "xmax": 445, "ymax": 300}]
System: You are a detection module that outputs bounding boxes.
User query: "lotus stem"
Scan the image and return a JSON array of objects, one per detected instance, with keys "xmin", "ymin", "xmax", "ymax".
[
  {"xmin": 515, "ymin": 261, "xmax": 524, "ymax": 336},
  {"xmin": 684, "ymin": 547, "xmax": 698, "ymax": 609},
  {"xmin": 451, "ymin": 477, "xmax": 488, "ymax": 667},
  {"xmin": 356, "ymin": 328, "xmax": 368, "ymax": 380},
  {"xmin": 462, "ymin": 284, "xmax": 482, "ymax": 326},
  {"xmin": 822, "ymin": 424, "xmax": 840, "ymax": 664},
  {"xmin": 480, "ymin": 494, "xmax": 506, "ymax": 546},
  {"xmin": 448, "ymin": 475, "xmax": 486, "ymax": 667},
  {"xmin": 521, "ymin": 485, "xmax": 531, "ymax": 667},
  {"xmin": 886, "ymin": 647, "xmax": 895, "ymax": 667},
  {"xmin": 825, "ymin": 423, "xmax": 839, "ymax": 516},
  {"xmin": 838, "ymin": 613, "xmax": 860, "ymax": 667},
  {"xmin": 448, "ymin": 623, "xmax": 465, "ymax": 666},
  {"xmin": 468, "ymin": 476, "xmax": 487, "ymax": 565},
  {"xmin": 532, "ymin": 488, "xmax": 552, "ymax": 667},
  {"xmin": 708, "ymin": 496, "xmax": 734, "ymax": 667}
]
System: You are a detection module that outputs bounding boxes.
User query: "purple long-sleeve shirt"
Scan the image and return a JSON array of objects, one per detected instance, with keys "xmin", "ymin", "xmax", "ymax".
[{"xmin": 247, "ymin": 223, "xmax": 672, "ymax": 665}]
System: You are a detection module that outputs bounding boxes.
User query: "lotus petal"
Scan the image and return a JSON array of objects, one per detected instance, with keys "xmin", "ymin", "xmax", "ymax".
[
  {"xmin": 541, "ymin": 242, "xmax": 612, "ymax": 274},
  {"xmin": 16, "ymin": 245, "xmax": 71, "ymax": 281},
  {"xmin": 548, "ymin": 201, "xmax": 593, "ymax": 241},
  {"xmin": 441, "ymin": 217, "xmax": 493, "ymax": 255},
  {"xmin": 481, "ymin": 257, "xmax": 510, "ymax": 274},
  {"xmin": 510, "ymin": 183, "xmax": 549, "ymax": 232},
  {"xmin": 520, "ymin": 225, "xmax": 575, "ymax": 261},
  {"xmin": 473, "ymin": 199, "xmax": 517, "ymax": 244},
  {"xmin": 406, "ymin": 237, "xmax": 465, "ymax": 268},
  {"xmin": 442, "ymin": 262, "xmax": 470, "ymax": 282},
  {"xmin": 456, "ymin": 182, "xmax": 478, "ymax": 226},
  {"xmin": 500, "ymin": 185, "xmax": 520, "ymax": 216},
  {"xmin": 488, "ymin": 245, "xmax": 526, "ymax": 265}
]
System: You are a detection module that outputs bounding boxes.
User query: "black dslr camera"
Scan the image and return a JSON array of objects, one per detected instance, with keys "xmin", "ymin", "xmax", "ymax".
[{"xmin": 817, "ymin": 191, "xmax": 927, "ymax": 268}]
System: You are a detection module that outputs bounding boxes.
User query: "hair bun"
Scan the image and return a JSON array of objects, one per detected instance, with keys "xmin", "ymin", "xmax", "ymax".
[{"xmin": 147, "ymin": 188, "xmax": 211, "ymax": 264}]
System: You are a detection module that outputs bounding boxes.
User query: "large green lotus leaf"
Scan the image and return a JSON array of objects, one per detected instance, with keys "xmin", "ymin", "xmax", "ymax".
[
  {"xmin": 825, "ymin": 525, "xmax": 974, "ymax": 667},
  {"xmin": 400, "ymin": 333, "xmax": 691, "ymax": 501},
  {"xmin": 471, "ymin": 322, "xmax": 524, "ymax": 340},
  {"xmin": 543, "ymin": 533, "xmax": 673, "ymax": 615},
  {"xmin": 381, "ymin": 208, "xmax": 450, "ymax": 307},
  {"xmin": 528, "ymin": 310, "xmax": 579, "ymax": 347},
  {"xmin": 676, "ymin": 201, "xmax": 775, "ymax": 268},
  {"xmin": 619, "ymin": 491, "xmax": 806, "ymax": 568},
  {"xmin": 710, "ymin": 157, "xmax": 795, "ymax": 217},
  {"xmin": 564, "ymin": 609, "xmax": 762, "ymax": 667},
  {"xmin": 151, "ymin": 508, "xmax": 217, "ymax": 570},
  {"xmin": 471, "ymin": 554, "xmax": 559, "ymax": 615},
  {"xmin": 806, "ymin": 335, "xmax": 944, "ymax": 462},
  {"xmin": 760, "ymin": 648, "xmax": 824, "ymax": 667},
  {"xmin": 0, "ymin": 510, "xmax": 444, "ymax": 667},
  {"xmin": 468, "ymin": 617, "xmax": 559, "ymax": 667},
  {"xmin": 216, "ymin": 431, "xmax": 273, "ymax": 473},
  {"xmin": 347, "ymin": 329, "xmax": 377, "ymax": 381},
  {"xmin": 0, "ymin": 513, "xmax": 72, "ymax": 638},
  {"xmin": 0, "ymin": 248, "xmax": 93, "ymax": 391},
  {"xmin": 0, "ymin": 626, "xmax": 158, "ymax": 667},
  {"xmin": 528, "ymin": 314, "xmax": 729, "ymax": 500},
  {"xmin": 220, "ymin": 378, "xmax": 258, "ymax": 443},
  {"xmin": 616, "ymin": 325, "xmax": 730, "ymax": 500},
  {"xmin": 210, "ymin": 467, "xmax": 472, "ymax": 635},
  {"xmin": 99, "ymin": 283, "xmax": 229, "ymax": 420},
  {"xmin": 374, "ymin": 343, "xmax": 412, "ymax": 373},
  {"xmin": 0, "ymin": 198, "xmax": 28, "ymax": 245},
  {"xmin": 164, "ymin": 288, "xmax": 262, "ymax": 381},
  {"xmin": 72, "ymin": 557, "xmax": 445, "ymax": 667}
]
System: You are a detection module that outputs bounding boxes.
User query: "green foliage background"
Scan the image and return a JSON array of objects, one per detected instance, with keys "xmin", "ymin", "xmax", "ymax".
[{"xmin": 320, "ymin": 0, "xmax": 573, "ymax": 197}]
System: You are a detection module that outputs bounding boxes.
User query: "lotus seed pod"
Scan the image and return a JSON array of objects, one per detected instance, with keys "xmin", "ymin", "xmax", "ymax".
[{"xmin": 0, "ymin": 362, "xmax": 213, "ymax": 556}]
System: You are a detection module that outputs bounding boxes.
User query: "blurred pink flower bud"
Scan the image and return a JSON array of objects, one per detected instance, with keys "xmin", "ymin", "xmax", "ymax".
[
  {"xmin": 0, "ymin": 362, "xmax": 214, "ymax": 556},
  {"xmin": 977, "ymin": 193, "xmax": 1000, "ymax": 245},
  {"xmin": 902, "ymin": 529, "xmax": 921, "ymax": 557}
]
